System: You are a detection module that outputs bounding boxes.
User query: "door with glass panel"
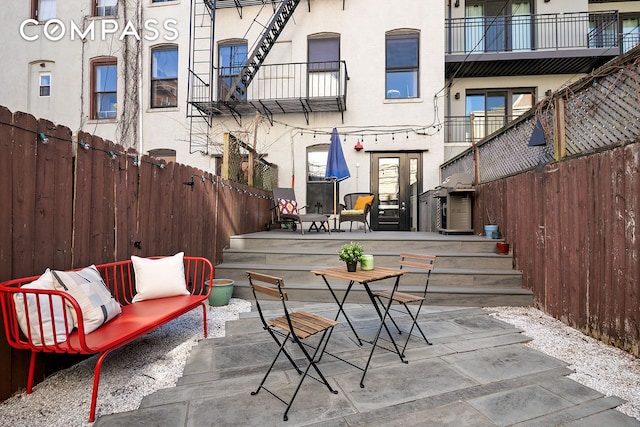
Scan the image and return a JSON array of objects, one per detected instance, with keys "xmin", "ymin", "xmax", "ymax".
[
  {"xmin": 371, "ymin": 153, "xmax": 421, "ymax": 231},
  {"xmin": 466, "ymin": 0, "xmax": 532, "ymax": 53},
  {"xmin": 306, "ymin": 144, "xmax": 334, "ymax": 216},
  {"xmin": 622, "ymin": 16, "xmax": 640, "ymax": 53},
  {"xmin": 465, "ymin": 89, "xmax": 534, "ymax": 143}
]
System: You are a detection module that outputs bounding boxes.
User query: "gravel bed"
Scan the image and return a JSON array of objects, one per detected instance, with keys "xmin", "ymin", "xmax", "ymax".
[
  {"xmin": 0, "ymin": 303, "xmax": 638, "ymax": 426},
  {"xmin": 486, "ymin": 306, "xmax": 640, "ymax": 421},
  {"xmin": 0, "ymin": 298, "xmax": 252, "ymax": 427}
]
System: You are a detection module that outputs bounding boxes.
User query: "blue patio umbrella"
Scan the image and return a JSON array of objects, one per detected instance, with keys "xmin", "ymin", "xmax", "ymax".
[{"xmin": 325, "ymin": 128, "xmax": 350, "ymax": 229}]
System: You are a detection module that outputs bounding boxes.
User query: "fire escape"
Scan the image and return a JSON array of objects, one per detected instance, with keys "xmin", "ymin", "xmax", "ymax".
[{"xmin": 187, "ymin": 0, "xmax": 348, "ymax": 154}]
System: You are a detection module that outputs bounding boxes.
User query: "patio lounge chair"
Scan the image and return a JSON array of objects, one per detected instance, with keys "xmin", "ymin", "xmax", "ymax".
[
  {"xmin": 339, "ymin": 193, "xmax": 374, "ymax": 232},
  {"xmin": 270, "ymin": 187, "xmax": 331, "ymax": 235}
]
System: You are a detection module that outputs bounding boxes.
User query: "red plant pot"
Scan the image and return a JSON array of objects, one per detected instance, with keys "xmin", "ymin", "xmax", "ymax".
[{"xmin": 496, "ymin": 242, "xmax": 510, "ymax": 255}]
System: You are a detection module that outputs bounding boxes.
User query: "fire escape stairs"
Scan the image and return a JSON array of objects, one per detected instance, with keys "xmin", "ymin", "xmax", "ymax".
[{"xmin": 224, "ymin": 0, "xmax": 307, "ymax": 105}]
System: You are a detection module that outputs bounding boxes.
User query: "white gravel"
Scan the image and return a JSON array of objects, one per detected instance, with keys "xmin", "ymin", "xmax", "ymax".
[
  {"xmin": 0, "ymin": 298, "xmax": 252, "ymax": 427},
  {"xmin": 0, "ymin": 303, "xmax": 638, "ymax": 426},
  {"xmin": 486, "ymin": 306, "xmax": 640, "ymax": 421}
]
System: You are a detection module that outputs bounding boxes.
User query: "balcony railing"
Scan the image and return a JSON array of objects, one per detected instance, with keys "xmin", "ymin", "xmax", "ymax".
[
  {"xmin": 444, "ymin": 115, "xmax": 521, "ymax": 144},
  {"xmin": 188, "ymin": 61, "xmax": 348, "ymax": 122},
  {"xmin": 446, "ymin": 11, "xmax": 619, "ymax": 55}
]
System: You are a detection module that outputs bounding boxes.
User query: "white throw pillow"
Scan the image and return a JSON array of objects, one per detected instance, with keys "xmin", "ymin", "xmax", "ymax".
[
  {"xmin": 14, "ymin": 269, "xmax": 75, "ymax": 346},
  {"xmin": 131, "ymin": 252, "xmax": 189, "ymax": 302},
  {"xmin": 51, "ymin": 265, "xmax": 122, "ymax": 334}
]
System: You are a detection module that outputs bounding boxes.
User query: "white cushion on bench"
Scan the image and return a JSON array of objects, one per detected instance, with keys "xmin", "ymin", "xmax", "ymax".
[
  {"xmin": 52, "ymin": 265, "xmax": 122, "ymax": 334},
  {"xmin": 131, "ymin": 252, "xmax": 189, "ymax": 302},
  {"xmin": 14, "ymin": 269, "xmax": 74, "ymax": 346}
]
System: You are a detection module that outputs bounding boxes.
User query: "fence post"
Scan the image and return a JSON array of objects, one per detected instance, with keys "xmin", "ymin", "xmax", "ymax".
[
  {"xmin": 222, "ymin": 132, "xmax": 230, "ymax": 180},
  {"xmin": 554, "ymin": 97, "xmax": 566, "ymax": 161}
]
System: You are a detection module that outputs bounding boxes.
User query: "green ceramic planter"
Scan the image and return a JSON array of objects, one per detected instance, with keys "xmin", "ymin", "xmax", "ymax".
[{"xmin": 206, "ymin": 279, "xmax": 235, "ymax": 306}]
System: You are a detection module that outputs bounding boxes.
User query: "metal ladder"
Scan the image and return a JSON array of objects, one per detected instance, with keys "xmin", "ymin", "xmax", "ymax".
[{"xmin": 224, "ymin": 0, "xmax": 303, "ymax": 102}]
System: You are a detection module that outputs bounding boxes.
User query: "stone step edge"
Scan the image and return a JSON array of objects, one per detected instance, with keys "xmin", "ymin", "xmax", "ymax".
[
  {"xmin": 216, "ymin": 263, "xmax": 523, "ymax": 276},
  {"xmin": 229, "ymin": 281, "xmax": 532, "ymax": 295},
  {"xmin": 223, "ymin": 248, "xmax": 512, "ymax": 258}
]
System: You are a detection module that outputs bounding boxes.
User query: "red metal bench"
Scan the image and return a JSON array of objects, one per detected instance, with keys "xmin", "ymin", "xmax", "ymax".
[{"xmin": 0, "ymin": 256, "xmax": 213, "ymax": 422}]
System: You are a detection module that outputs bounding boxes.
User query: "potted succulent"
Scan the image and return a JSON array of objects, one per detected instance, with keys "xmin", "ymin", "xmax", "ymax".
[{"xmin": 338, "ymin": 241, "xmax": 364, "ymax": 272}]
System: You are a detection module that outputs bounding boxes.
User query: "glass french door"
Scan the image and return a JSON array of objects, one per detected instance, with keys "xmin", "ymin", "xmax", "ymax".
[{"xmin": 371, "ymin": 152, "xmax": 421, "ymax": 231}]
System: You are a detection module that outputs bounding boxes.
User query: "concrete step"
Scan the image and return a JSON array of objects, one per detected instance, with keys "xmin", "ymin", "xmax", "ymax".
[
  {"xmin": 220, "ymin": 231, "xmax": 530, "ymax": 307},
  {"xmin": 229, "ymin": 232, "xmax": 506, "ymax": 254},
  {"xmin": 216, "ymin": 263, "xmax": 522, "ymax": 288},
  {"xmin": 222, "ymin": 249, "xmax": 514, "ymax": 270}
]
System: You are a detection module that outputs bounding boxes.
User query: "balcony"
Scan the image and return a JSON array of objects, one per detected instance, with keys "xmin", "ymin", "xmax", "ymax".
[
  {"xmin": 188, "ymin": 61, "xmax": 348, "ymax": 123},
  {"xmin": 446, "ymin": 11, "xmax": 622, "ymax": 78},
  {"xmin": 444, "ymin": 115, "xmax": 520, "ymax": 145}
]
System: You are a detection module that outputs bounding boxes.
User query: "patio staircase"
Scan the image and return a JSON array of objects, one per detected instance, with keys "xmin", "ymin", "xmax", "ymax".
[{"xmin": 215, "ymin": 231, "xmax": 533, "ymax": 307}]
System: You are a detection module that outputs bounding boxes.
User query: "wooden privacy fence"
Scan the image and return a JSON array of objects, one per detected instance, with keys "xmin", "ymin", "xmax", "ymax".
[
  {"xmin": 0, "ymin": 105, "xmax": 272, "ymax": 400},
  {"xmin": 441, "ymin": 48, "xmax": 640, "ymax": 356}
]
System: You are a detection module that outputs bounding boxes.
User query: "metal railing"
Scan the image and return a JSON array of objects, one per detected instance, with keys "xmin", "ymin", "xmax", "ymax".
[
  {"xmin": 214, "ymin": 60, "xmax": 348, "ymax": 102},
  {"xmin": 188, "ymin": 69, "xmax": 211, "ymax": 105},
  {"xmin": 446, "ymin": 11, "xmax": 619, "ymax": 55},
  {"xmin": 441, "ymin": 50, "xmax": 640, "ymax": 183},
  {"xmin": 444, "ymin": 114, "xmax": 521, "ymax": 144}
]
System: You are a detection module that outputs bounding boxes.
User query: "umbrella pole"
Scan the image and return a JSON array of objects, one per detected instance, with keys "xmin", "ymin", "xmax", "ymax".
[{"xmin": 331, "ymin": 178, "xmax": 344, "ymax": 232}]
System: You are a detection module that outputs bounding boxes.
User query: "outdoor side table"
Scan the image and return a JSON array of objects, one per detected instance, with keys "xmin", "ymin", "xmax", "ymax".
[{"xmin": 311, "ymin": 266, "xmax": 406, "ymax": 387}]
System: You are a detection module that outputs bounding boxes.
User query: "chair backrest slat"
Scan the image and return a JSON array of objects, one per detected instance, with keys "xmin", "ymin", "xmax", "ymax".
[
  {"xmin": 252, "ymin": 283, "xmax": 287, "ymax": 300},
  {"xmin": 398, "ymin": 253, "xmax": 436, "ymax": 271},
  {"xmin": 246, "ymin": 271, "xmax": 288, "ymax": 300}
]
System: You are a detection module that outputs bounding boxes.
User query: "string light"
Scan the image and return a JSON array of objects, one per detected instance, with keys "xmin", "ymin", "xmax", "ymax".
[
  {"xmin": 156, "ymin": 163, "xmax": 165, "ymax": 169},
  {"xmin": 79, "ymin": 142, "xmax": 90, "ymax": 150},
  {"xmin": 38, "ymin": 132, "xmax": 49, "ymax": 144},
  {"xmin": 108, "ymin": 151, "xmax": 117, "ymax": 159}
]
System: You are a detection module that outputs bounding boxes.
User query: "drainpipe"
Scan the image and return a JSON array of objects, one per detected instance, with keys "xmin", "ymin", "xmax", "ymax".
[
  {"xmin": 137, "ymin": 1, "xmax": 144, "ymax": 157},
  {"xmin": 446, "ymin": 1, "xmax": 453, "ymax": 144}
]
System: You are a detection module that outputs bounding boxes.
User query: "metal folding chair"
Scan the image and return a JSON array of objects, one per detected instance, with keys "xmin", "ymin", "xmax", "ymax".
[
  {"xmin": 371, "ymin": 253, "xmax": 436, "ymax": 357},
  {"xmin": 247, "ymin": 271, "xmax": 338, "ymax": 421}
]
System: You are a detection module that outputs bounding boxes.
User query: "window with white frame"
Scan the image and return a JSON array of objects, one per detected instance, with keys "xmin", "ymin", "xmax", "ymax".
[
  {"xmin": 308, "ymin": 35, "xmax": 340, "ymax": 97},
  {"xmin": 218, "ymin": 42, "xmax": 247, "ymax": 101},
  {"xmin": 95, "ymin": 0, "xmax": 117, "ymax": 17},
  {"xmin": 33, "ymin": 0, "xmax": 56, "ymax": 21},
  {"xmin": 39, "ymin": 74, "xmax": 51, "ymax": 97},
  {"xmin": 92, "ymin": 58, "xmax": 117, "ymax": 119},
  {"xmin": 151, "ymin": 46, "xmax": 178, "ymax": 108},
  {"xmin": 385, "ymin": 31, "xmax": 419, "ymax": 99}
]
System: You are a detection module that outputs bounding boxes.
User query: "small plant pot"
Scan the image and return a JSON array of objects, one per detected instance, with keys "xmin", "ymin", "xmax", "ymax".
[
  {"xmin": 206, "ymin": 279, "xmax": 235, "ymax": 306},
  {"xmin": 346, "ymin": 261, "xmax": 357, "ymax": 272},
  {"xmin": 496, "ymin": 242, "xmax": 510, "ymax": 255},
  {"xmin": 484, "ymin": 225, "xmax": 498, "ymax": 239}
]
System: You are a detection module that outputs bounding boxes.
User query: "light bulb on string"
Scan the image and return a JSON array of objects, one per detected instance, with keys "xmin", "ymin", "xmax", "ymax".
[
  {"xmin": 38, "ymin": 133, "xmax": 49, "ymax": 144},
  {"xmin": 108, "ymin": 151, "xmax": 117, "ymax": 160}
]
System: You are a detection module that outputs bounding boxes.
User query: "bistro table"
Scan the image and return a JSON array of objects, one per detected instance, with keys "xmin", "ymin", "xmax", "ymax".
[{"xmin": 311, "ymin": 266, "xmax": 406, "ymax": 387}]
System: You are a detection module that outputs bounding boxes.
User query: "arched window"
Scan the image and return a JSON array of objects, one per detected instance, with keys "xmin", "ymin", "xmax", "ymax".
[
  {"xmin": 218, "ymin": 40, "xmax": 248, "ymax": 100},
  {"xmin": 308, "ymin": 33, "xmax": 340, "ymax": 97},
  {"xmin": 151, "ymin": 45, "xmax": 178, "ymax": 108},
  {"xmin": 91, "ymin": 57, "xmax": 117, "ymax": 119},
  {"xmin": 148, "ymin": 149, "xmax": 176, "ymax": 163},
  {"xmin": 385, "ymin": 29, "xmax": 419, "ymax": 99}
]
